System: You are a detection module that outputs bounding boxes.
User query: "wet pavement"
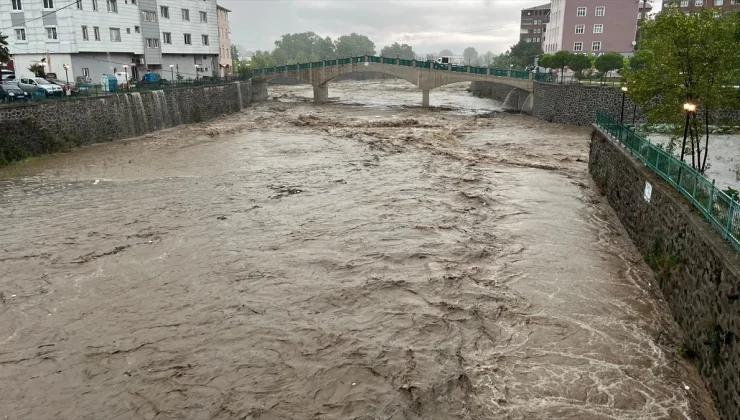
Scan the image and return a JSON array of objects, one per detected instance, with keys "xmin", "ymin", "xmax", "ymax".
[{"xmin": 0, "ymin": 80, "xmax": 718, "ymax": 419}]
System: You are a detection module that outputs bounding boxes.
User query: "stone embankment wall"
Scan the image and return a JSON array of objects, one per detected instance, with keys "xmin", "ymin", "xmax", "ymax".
[
  {"xmin": 533, "ymin": 81, "xmax": 646, "ymax": 126},
  {"xmin": 0, "ymin": 81, "xmax": 253, "ymax": 165},
  {"xmin": 469, "ymin": 81, "xmax": 514, "ymax": 102},
  {"xmin": 589, "ymin": 126, "xmax": 740, "ymax": 420}
]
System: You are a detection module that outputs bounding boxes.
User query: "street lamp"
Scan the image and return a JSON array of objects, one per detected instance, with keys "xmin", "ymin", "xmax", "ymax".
[
  {"xmin": 170, "ymin": 64, "xmax": 175, "ymax": 86},
  {"xmin": 679, "ymin": 102, "xmax": 697, "ymax": 184},
  {"xmin": 620, "ymin": 86, "xmax": 628, "ymax": 123},
  {"xmin": 62, "ymin": 64, "xmax": 70, "ymax": 95},
  {"xmin": 123, "ymin": 64, "xmax": 129, "ymax": 89}
]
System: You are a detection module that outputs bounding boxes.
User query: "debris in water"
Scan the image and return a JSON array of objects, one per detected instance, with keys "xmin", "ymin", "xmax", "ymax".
[
  {"xmin": 217, "ymin": 216, "xmax": 228, "ymax": 221},
  {"xmin": 93, "ymin": 180, "xmax": 100, "ymax": 185}
]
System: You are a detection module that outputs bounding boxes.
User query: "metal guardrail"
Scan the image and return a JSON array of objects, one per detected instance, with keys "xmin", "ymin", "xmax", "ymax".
[{"xmin": 596, "ymin": 111, "xmax": 739, "ymax": 251}]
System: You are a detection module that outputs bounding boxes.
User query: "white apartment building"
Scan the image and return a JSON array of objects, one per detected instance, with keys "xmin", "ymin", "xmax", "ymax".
[{"xmin": 0, "ymin": 0, "xmax": 220, "ymax": 83}]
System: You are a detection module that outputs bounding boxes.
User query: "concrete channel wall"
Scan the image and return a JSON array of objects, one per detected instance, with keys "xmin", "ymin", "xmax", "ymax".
[
  {"xmin": 0, "ymin": 81, "xmax": 254, "ymax": 165},
  {"xmin": 589, "ymin": 126, "xmax": 740, "ymax": 420},
  {"xmin": 469, "ymin": 81, "xmax": 514, "ymax": 102}
]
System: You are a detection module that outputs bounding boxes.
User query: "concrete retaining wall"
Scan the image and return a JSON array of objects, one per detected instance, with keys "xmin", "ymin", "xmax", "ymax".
[
  {"xmin": 589, "ymin": 126, "xmax": 740, "ymax": 420},
  {"xmin": 0, "ymin": 81, "xmax": 253, "ymax": 165}
]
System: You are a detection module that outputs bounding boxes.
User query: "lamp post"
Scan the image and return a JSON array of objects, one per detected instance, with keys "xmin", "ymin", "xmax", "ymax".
[
  {"xmin": 620, "ymin": 86, "xmax": 628, "ymax": 123},
  {"xmin": 170, "ymin": 64, "xmax": 175, "ymax": 87},
  {"xmin": 62, "ymin": 64, "xmax": 70, "ymax": 95},
  {"xmin": 122, "ymin": 64, "xmax": 129, "ymax": 89},
  {"xmin": 679, "ymin": 102, "xmax": 697, "ymax": 185}
]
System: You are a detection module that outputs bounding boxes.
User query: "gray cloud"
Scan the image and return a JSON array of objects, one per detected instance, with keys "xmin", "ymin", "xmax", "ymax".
[{"xmin": 218, "ymin": 0, "xmax": 549, "ymax": 55}]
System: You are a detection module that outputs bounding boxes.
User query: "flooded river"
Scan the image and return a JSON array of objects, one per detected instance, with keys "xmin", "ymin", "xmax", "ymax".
[{"xmin": 0, "ymin": 80, "xmax": 718, "ymax": 419}]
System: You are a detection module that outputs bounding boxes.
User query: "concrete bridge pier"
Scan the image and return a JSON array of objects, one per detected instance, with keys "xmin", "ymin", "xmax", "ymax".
[
  {"xmin": 502, "ymin": 88, "xmax": 531, "ymax": 113},
  {"xmin": 422, "ymin": 89, "xmax": 430, "ymax": 107},
  {"xmin": 313, "ymin": 85, "xmax": 328, "ymax": 103},
  {"xmin": 253, "ymin": 81, "xmax": 268, "ymax": 102}
]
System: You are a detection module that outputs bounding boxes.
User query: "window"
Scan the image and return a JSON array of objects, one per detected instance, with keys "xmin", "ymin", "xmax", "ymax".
[
  {"xmin": 680, "ymin": 0, "xmax": 689, "ymax": 5},
  {"xmin": 82, "ymin": 68, "xmax": 90, "ymax": 77},
  {"xmin": 46, "ymin": 27, "xmax": 58, "ymax": 40},
  {"xmin": 76, "ymin": 0, "xmax": 82, "ymax": 9},
  {"xmin": 573, "ymin": 42, "xmax": 583, "ymax": 51},
  {"xmin": 594, "ymin": 24, "xmax": 603, "ymax": 33},
  {"xmin": 135, "ymin": 26, "xmax": 140, "ymax": 33},
  {"xmin": 142, "ymin": 11, "xmax": 156, "ymax": 22},
  {"xmin": 638, "ymin": 12, "xmax": 643, "ymax": 19},
  {"xmin": 592, "ymin": 41, "xmax": 602, "ymax": 51},
  {"xmin": 160, "ymin": 6, "xmax": 169, "ymax": 18},
  {"xmin": 182, "ymin": 9, "xmax": 190, "ymax": 21},
  {"xmin": 715, "ymin": 0, "xmax": 723, "ymax": 4},
  {"xmin": 94, "ymin": 26, "xmax": 100, "ymax": 40},
  {"xmin": 110, "ymin": 27, "xmax": 121, "ymax": 42},
  {"xmin": 184, "ymin": 33, "xmax": 192, "ymax": 44},
  {"xmin": 575, "ymin": 24, "xmax": 585, "ymax": 34},
  {"xmin": 202, "ymin": 35, "xmax": 209, "ymax": 45},
  {"xmin": 11, "ymin": 0, "xmax": 22, "ymax": 10},
  {"xmin": 595, "ymin": 6, "xmax": 605, "ymax": 16},
  {"xmin": 15, "ymin": 28, "xmax": 26, "ymax": 41},
  {"xmin": 200, "ymin": 11, "xmax": 207, "ymax": 22},
  {"xmin": 163, "ymin": 32, "xmax": 172, "ymax": 44},
  {"xmin": 146, "ymin": 38, "xmax": 159, "ymax": 48},
  {"xmin": 576, "ymin": 7, "xmax": 586, "ymax": 16},
  {"xmin": 43, "ymin": 0, "xmax": 54, "ymax": 8},
  {"xmin": 522, "ymin": 19, "xmax": 534, "ymax": 24},
  {"xmin": 695, "ymin": 0, "xmax": 703, "ymax": 5},
  {"xmin": 107, "ymin": 0, "xmax": 117, "ymax": 13},
  {"xmin": 82, "ymin": 25, "xmax": 88, "ymax": 40},
  {"xmin": 126, "ymin": 28, "xmax": 130, "ymax": 34},
  {"xmin": 92, "ymin": 0, "xmax": 98, "ymax": 11}
]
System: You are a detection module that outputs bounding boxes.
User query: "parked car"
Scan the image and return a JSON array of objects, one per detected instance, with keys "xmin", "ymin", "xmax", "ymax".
[
  {"xmin": 18, "ymin": 77, "xmax": 64, "ymax": 97},
  {"xmin": 0, "ymin": 83, "xmax": 30, "ymax": 103},
  {"xmin": 48, "ymin": 79, "xmax": 79, "ymax": 95},
  {"xmin": 1, "ymin": 69, "xmax": 15, "ymax": 82}
]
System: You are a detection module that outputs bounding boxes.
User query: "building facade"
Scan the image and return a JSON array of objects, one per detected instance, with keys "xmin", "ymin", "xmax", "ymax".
[
  {"xmin": 0, "ymin": 0, "xmax": 220, "ymax": 84},
  {"xmin": 520, "ymin": 3, "xmax": 551, "ymax": 46},
  {"xmin": 663, "ymin": 0, "xmax": 740, "ymax": 13},
  {"xmin": 216, "ymin": 5, "xmax": 231, "ymax": 77},
  {"xmin": 544, "ymin": 0, "xmax": 641, "ymax": 55}
]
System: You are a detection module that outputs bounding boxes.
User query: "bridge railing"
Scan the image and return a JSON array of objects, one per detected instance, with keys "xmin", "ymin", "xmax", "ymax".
[
  {"xmin": 511, "ymin": 70, "xmax": 530, "ymax": 79},
  {"xmin": 490, "ymin": 69, "xmax": 508, "ymax": 77},
  {"xmin": 595, "ymin": 111, "xmax": 739, "ymax": 251}
]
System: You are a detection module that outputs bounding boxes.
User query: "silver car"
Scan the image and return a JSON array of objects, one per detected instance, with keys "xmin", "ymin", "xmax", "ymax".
[{"xmin": 18, "ymin": 77, "xmax": 64, "ymax": 97}]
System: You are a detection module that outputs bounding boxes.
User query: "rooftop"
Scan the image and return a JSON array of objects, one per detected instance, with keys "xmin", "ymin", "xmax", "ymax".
[{"xmin": 522, "ymin": 3, "xmax": 551, "ymax": 11}]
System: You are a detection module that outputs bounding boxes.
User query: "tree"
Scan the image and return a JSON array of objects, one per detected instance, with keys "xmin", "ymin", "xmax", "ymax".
[
  {"xmin": 28, "ymin": 64, "xmax": 46, "ymax": 77},
  {"xmin": 480, "ymin": 51, "xmax": 495, "ymax": 67},
  {"xmin": 272, "ymin": 32, "xmax": 335, "ymax": 65},
  {"xmin": 625, "ymin": 8, "xmax": 740, "ymax": 173},
  {"xmin": 438, "ymin": 49, "xmax": 454, "ymax": 57},
  {"xmin": 552, "ymin": 51, "xmax": 573, "ymax": 83},
  {"xmin": 567, "ymin": 54, "xmax": 592, "ymax": 79},
  {"xmin": 380, "ymin": 42, "xmax": 416, "ymax": 60},
  {"xmin": 491, "ymin": 53, "xmax": 514, "ymax": 69},
  {"xmin": 463, "ymin": 47, "xmax": 479, "ymax": 66},
  {"xmin": 251, "ymin": 50, "xmax": 276, "ymax": 68},
  {"xmin": 508, "ymin": 40, "xmax": 543, "ymax": 68},
  {"xmin": 537, "ymin": 53, "xmax": 554, "ymax": 70},
  {"xmin": 334, "ymin": 33, "xmax": 376, "ymax": 57},
  {"xmin": 594, "ymin": 52, "xmax": 624, "ymax": 82},
  {"xmin": 0, "ymin": 32, "xmax": 9, "ymax": 65}
]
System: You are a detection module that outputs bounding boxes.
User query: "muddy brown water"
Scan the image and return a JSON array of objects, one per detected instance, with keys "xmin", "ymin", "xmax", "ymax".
[{"xmin": 0, "ymin": 81, "xmax": 718, "ymax": 419}]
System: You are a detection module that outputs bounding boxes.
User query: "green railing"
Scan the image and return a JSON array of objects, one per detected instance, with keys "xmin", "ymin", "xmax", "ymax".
[
  {"xmin": 471, "ymin": 66, "xmax": 488, "ymax": 75},
  {"xmin": 534, "ymin": 72, "xmax": 553, "ymax": 83},
  {"xmin": 311, "ymin": 61, "xmax": 323, "ymax": 68},
  {"xmin": 596, "ymin": 111, "xmax": 739, "ymax": 251},
  {"xmin": 382, "ymin": 57, "xmax": 396, "ymax": 64},
  {"xmin": 399, "ymin": 59, "xmax": 413, "ymax": 67},
  {"xmin": 511, "ymin": 70, "xmax": 530, "ymax": 79},
  {"xmin": 298, "ymin": 63, "xmax": 310, "ymax": 70},
  {"xmin": 490, "ymin": 68, "xmax": 508, "ymax": 77},
  {"xmin": 340, "ymin": 58, "xmax": 351, "ymax": 65},
  {"xmin": 286, "ymin": 64, "xmax": 298, "ymax": 71},
  {"xmin": 326, "ymin": 59, "xmax": 337, "ymax": 66},
  {"xmin": 368, "ymin": 56, "xmax": 381, "ymax": 63}
]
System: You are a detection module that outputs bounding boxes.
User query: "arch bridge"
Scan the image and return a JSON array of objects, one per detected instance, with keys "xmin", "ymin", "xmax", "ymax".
[{"xmin": 252, "ymin": 56, "xmax": 537, "ymax": 112}]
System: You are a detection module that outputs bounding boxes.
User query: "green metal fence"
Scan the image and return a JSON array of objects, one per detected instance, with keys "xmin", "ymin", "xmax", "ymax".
[
  {"xmin": 511, "ymin": 70, "xmax": 530, "ymax": 79},
  {"xmin": 596, "ymin": 111, "xmax": 739, "ymax": 251},
  {"xmin": 399, "ymin": 59, "xmax": 413, "ymax": 67},
  {"xmin": 534, "ymin": 72, "xmax": 553, "ymax": 83},
  {"xmin": 490, "ymin": 69, "xmax": 508, "ymax": 77}
]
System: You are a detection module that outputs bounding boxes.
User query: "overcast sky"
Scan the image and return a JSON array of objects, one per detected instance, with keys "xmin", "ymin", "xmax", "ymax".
[{"xmin": 219, "ymin": 0, "xmax": 558, "ymax": 56}]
